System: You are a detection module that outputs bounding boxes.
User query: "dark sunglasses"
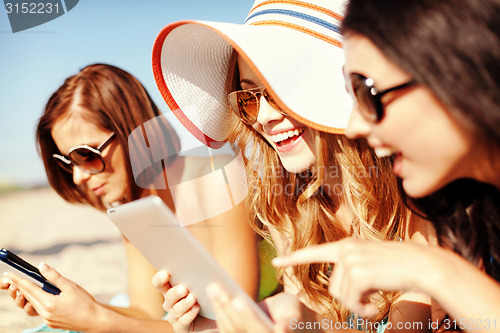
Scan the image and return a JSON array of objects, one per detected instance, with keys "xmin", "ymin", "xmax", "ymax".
[
  {"xmin": 52, "ymin": 133, "xmax": 116, "ymax": 174},
  {"xmin": 228, "ymin": 86, "xmax": 286, "ymax": 125},
  {"xmin": 347, "ymin": 73, "xmax": 416, "ymax": 123}
]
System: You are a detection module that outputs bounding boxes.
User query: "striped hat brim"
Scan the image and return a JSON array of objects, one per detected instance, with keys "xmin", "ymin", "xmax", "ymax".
[{"xmin": 152, "ymin": 0, "xmax": 351, "ymax": 147}]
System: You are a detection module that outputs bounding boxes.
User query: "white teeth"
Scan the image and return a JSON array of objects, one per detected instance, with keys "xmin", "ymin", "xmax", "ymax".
[
  {"xmin": 271, "ymin": 128, "xmax": 304, "ymax": 143},
  {"xmin": 374, "ymin": 147, "xmax": 396, "ymax": 158}
]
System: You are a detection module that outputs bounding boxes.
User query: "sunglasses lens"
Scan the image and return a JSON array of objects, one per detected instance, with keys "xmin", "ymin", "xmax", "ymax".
[
  {"xmin": 69, "ymin": 148, "xmax": 104, "ymax": 173},
  {"xmin": 262, "ymin": 89, "xmax": 281, "ymax": 110},
  {"xmin": 52, "ymin": 155, "xmax": 74, "ymax": 173},
  {"xmin": 229, "ymin": 91, "xmax": 259, "ymax": 124},
  {"xmin": 351, "ymin": 74, "xmax": 379, "ymax": 122}
]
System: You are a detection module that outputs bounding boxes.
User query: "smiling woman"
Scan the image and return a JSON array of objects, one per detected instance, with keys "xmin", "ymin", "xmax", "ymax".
[
  {"xmin": 343, "ymin": 34, "xmax": 478, "ymax": 199},
  {"xmin": 234, "ymin": 54, "xmax": 317, "ymax": 173}
]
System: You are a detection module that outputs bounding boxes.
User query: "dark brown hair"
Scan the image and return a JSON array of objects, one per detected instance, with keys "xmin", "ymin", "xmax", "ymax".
[
  {"xmin": 36, "ymin": 63, "xmax": 181, "ymax": 210},
  {"xmin": 342, "ymin": 0, "xmax": 500, "ymax": 280}
]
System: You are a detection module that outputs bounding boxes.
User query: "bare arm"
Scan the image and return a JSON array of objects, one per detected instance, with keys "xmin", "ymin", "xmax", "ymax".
[
  {"xmin": 274, "ymin": 239, "xmax": 500, "ymax": 333},
  {"xmin": 170, "ymin": 154, "xmax": 260, "ymax": 298},
  {"xmin": 385, "ymin": 214, "xmax": 436, "ymax": 333},
  {"xmin": 123, "ymin": 237, "xmax": 167, "ymax": 319},
  {"xmin": 152, "ymin": 155, "xmax": 260, "ymax": 332},
  {"xmin": 186, "ymin": 200, "xmax": 260, "ymax": 299}
]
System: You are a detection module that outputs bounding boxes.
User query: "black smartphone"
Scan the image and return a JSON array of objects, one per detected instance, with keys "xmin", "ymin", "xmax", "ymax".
[{"xmin": 0, "ymin": 248, "xmax": 61, "ymax": 295}]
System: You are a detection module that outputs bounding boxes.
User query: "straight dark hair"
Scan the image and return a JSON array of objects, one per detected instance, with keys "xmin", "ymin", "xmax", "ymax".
[{"xmin": 342, "ymin": 0, "xmax": 500, "ymax": 280}]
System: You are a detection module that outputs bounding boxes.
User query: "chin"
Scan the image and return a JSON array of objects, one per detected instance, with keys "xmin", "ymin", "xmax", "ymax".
[
  {"xmin": 280, "ymin": 156, "xmax": 315, "ymax": 174},
  {"xmin": 101, "ymin": 193, "xmax": 120, "ymax": 206},
  {"xmin": 402, "ymin": 178, "xmax": 438, "ymax": 199},
  {"xmin": 282, "ymin": 164, "xmax": 312, "ymax": 174}
]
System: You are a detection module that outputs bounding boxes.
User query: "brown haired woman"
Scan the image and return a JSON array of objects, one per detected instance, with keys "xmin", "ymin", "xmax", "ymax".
[{"xmin": 1, "ymin": 63, "xmax": 260, "ymax": 333}]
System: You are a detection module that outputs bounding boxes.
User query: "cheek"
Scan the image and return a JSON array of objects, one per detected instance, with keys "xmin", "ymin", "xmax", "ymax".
[
  {"xmin": 115, "ymin": 157, "xmax": 130, "ymax": 186},
  {"xmin": 252, "ymin": 124, "xmax": 271, "ymax": 144},
  {"xmin": 107, "ymin": 148, "xmax": 130, "ymax": 187},
  {"xmin": 397, "ymin": 125, "xmax": 471, "ymax": 197}
]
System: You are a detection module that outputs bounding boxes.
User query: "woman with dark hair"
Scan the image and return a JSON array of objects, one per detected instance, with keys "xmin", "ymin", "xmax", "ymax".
[
  {"xmin": 1, "ymin": 63, "xmax": 260, "ymax": 332},
  {"xmin": 276, "ymin": 1, "xmax": 500, "ymax": 331}
]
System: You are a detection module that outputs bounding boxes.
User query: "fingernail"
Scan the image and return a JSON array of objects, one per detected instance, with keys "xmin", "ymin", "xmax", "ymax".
[
  {"xmin": 152, "ymin": 270, "xmax": 167, "ymax": 286},
  {"xmin": 206, "ymin": 283, "xmax": 220, "ymax": 299},
  {"xmin": 232, "ymin": 297, "xmax": 245, "ymax": 312},
  {"xmin": 38, "ymin": 262, "xmax": 49, "ymax": 273},
  {"xmin": 186, "ymin": 293, "xmax": 195, "ymax": 304},
  {"xmin": 159, "ymin": 270, "xmax": 168, "ymax": 281},
  {"xmin": 271, "ymin": 257, "xmax": 283, "ymax": 266},
  {"xmin": 177, "ymin": 285, "xmax": 187, "ymax": 296}
]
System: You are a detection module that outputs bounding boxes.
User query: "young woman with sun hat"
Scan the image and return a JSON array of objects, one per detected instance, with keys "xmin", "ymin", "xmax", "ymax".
[{"xmin": 150, "ymin": 1, "xmax": 437, "ymax": 332}]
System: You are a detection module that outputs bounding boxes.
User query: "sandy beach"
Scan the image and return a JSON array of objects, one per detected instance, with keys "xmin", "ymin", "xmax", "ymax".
[{"xmin": 0, "ymin": 187, "xmax": 127, "ymax": 333}]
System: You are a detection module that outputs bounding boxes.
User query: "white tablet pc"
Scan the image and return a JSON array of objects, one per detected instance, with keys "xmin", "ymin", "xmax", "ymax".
[{"xmin": 107, "ymin": 195, "xmax": 273, "ymax": 327}]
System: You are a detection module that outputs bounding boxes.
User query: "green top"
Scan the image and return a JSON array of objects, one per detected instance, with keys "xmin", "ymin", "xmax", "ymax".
[{"xmin": 257, "ymin": 239, "xmax": 280, "ymax": 300}]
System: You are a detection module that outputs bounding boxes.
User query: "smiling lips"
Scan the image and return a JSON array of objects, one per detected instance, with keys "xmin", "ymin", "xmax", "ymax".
[
  {"xmin": 373, "ymin": 147, "xmax": 404, "ymax": 176},
  {"xmin": 271, "ymin": 128, "xmax": 305, "ymax": 146},
  {"xmin": 373, "ymin": 146, "xmax": 396, "ymax": 158}
]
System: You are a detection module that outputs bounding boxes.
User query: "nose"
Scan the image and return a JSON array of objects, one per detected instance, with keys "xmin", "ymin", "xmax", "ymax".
[
  {"xmin": 255, "ymin": 95, "xmax": 285, "ymax": 127},
  {"xmin": 345, "ymin": 106, "xmax": 372, "ymax": 139},
  {"xmin": 72, "ymin": 166, "xmax": 91, "ymax": 185}
]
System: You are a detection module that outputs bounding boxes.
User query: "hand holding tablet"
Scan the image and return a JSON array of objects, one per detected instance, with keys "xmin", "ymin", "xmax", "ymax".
[{"xmin": 107, "ymin": 195, "xmax": 273, "ymax": 328}]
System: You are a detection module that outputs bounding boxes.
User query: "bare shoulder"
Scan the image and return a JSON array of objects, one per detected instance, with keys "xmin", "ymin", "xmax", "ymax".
[
  {"xmin": 168, "ymin": 154, "xmax": 247, "ymax": 225},
  {"xmin": 407, "ymin": 214, "xmax": 438, "ymax": 246},
  {"xmin": 177, "ymin": 154, "xmax": 236, "ymax": 181}
]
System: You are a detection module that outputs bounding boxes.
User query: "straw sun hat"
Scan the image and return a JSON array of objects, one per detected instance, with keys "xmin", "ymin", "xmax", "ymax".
[{"xmin": 152, "ymin": 0, "xmax": 351, "ymax": 148}]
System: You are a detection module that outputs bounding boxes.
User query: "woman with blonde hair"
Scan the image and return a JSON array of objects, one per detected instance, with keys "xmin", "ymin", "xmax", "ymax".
[
  {"xmin": 151, "ymin": 1, "xmax": 434, "ymax": 332},
  {"xmin": 1, "ymin": 63, "xmax": 259, "ymax": 333}
]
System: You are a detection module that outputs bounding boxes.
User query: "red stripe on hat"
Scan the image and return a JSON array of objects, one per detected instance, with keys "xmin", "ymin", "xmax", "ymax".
[
  {"xmin": 251, "ymin": 20, "xmax": 342, "ymax": 47},
  {"xmin": 152, "ymin": 21, "xmax": 225, "ymax": 149},
  {"xmin": 249, "ymin": 0, "xmax": 343, "ymax": 21}
]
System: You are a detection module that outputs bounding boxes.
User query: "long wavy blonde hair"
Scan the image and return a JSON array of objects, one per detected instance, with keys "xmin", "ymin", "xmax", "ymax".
[{"xmin": 226, "ymin": 51, "xmax": 408, "ymax": 325}]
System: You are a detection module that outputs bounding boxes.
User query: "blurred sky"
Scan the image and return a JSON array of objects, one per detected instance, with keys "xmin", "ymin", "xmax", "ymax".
[{"xmin": 0, "ymin": 0, "xmax": 254, "ymax": 186}]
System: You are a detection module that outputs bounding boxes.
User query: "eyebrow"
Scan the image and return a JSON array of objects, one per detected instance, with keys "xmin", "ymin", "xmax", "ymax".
[{"xmin": 240, "ymin": 78, "xmax": 256, "ymax": 86}]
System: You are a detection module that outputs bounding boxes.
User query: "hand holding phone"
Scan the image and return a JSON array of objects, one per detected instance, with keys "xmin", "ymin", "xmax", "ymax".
[
  {"xmin": 2, "ymin": 252, "xmax": 111, "ymax": 332},
  {"xmin": 0, "ymin": 248, "xmax": 61, "ymax": 295}
]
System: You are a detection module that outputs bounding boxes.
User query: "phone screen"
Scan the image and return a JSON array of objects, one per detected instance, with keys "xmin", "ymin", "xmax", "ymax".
[{"xmin": 0, "ymin": 248, "xmax": 61, "ymax": 295}]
